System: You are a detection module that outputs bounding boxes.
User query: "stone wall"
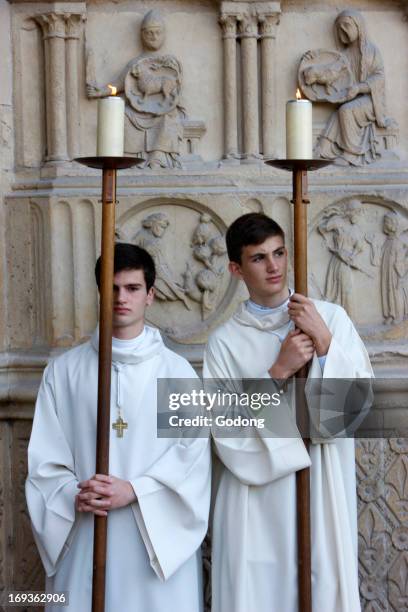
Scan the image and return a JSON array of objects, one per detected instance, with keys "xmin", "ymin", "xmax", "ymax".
[{"xmin": 0, "ymin": 0, "xmax": 407, "ymax": 609}]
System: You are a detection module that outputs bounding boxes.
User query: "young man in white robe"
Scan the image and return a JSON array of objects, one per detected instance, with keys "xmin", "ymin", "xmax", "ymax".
[
  {"xmin": 26, "ymin": 243, "xmax": 211, "ymax": 612},
  {"xmin": 203, "ymin": 213, "xmax": 373, "ymax": 612}
]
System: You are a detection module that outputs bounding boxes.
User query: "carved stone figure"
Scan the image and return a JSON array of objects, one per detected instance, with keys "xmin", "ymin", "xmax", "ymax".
[
  {"xmin": 299, "ymin": 10, "xmax": 397, "ymax": 166},
  {"xmin": 366, "ymin": 211, "xmax": 408, "ymax": 324},
  {"xmin": 318, "ymin": 199, "xmax": 372, "ymax": 317},
  {"xmin": 302, "ymin": 52, "xmax": 352, "ymax": 98},
  {"xmin": 133, "ymin": 213, "xmax": 191, "ymax": 309},
  {"xmin": 87, "ymin": 10, "xmax": 185, "ymax": 168},
  {"xmin": 183, "ymin": 214, "xmax": 227, "ymax": 318}
]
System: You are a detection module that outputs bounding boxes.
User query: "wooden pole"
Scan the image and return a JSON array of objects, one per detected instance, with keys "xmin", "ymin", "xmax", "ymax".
[
  {"xmin": 293, "ymin": 167, "xmax": 312, "ymax": 612},
  {"xmin": 92, "ymin": 167, "xmax": 117, "ymax": 612},
  {"xmin": 265, "ymin": 157, "xmax": 331, "ymax": 612}
]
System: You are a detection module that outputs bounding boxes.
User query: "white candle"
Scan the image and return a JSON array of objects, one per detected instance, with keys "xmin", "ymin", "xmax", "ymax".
[
  {"xmin": 286, "ymin": 91, "xmax": 312, "ymax": 159},
  {"xmin": 97, "ymin": 86, "xmax": 125, "ymax": 157}
]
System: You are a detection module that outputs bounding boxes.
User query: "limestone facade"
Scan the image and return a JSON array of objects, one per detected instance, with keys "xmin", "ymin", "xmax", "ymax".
[{"xmin": 0, "ymin": 0, "xmax": 407, "ymax": 609}]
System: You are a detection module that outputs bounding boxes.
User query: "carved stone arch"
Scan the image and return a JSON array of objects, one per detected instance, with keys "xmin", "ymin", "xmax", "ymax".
[
  {"xmin": 243, "ymin": 198, "xmax": 263, "ymax": 213},
  {"xmin": 116, "ymin": 197, "xmax": 238, "ymax": 343}
]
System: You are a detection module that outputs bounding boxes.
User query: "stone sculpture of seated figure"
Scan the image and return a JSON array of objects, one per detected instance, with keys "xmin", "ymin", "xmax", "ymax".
[
  {"xmin": 300, "ymin": 9, "xmax": 397, "ymax": 166},
  {"xmin": 87, "ymin": 9, "xmax": 185, "ymax": 169}
]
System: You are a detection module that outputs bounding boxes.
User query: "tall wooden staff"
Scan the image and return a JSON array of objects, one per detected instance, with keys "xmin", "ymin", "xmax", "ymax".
[
  {"xmin": 75, "ymin": 156, "xmax": 143, "ymax": 612},
  {"xmin": 265, "ymin": 158, "xmax": 331, "ymax": 612}
]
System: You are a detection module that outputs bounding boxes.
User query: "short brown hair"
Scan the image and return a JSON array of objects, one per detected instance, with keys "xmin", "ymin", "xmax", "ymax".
[
  {"xmin": 95, "ymin": 243, "xmax": 156, "ymax": 291},
  {"xmin": 226, "ymin": 213, "xmax": 285, "ymax": 263}
]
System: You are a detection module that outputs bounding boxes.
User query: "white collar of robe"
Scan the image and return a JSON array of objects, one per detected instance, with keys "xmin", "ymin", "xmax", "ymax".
[
  {"xmin": 235, "ymin": 289, "xmax": 294, "ymax": 332},
  {"xmin": 91, "ymin": 324, "xmax": 164, "ymax": 364}
]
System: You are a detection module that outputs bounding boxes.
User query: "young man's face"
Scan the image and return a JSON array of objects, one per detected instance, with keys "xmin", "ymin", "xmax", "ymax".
[
  {"xmin": 112, "ymin": 269, "xmax": 154, "ymax": 339},
  {"xmin": 229, "ymin": 235, "xmax": 289, "ymax": 307}
]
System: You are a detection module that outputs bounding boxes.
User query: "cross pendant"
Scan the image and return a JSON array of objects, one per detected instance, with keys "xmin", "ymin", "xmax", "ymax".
[{"xmin": 112, "ymin": 416, "xmax": 128, "ymax": 438}]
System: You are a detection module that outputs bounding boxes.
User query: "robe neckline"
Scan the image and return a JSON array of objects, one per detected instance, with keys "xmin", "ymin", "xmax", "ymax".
[
  {"xmin": 91, "ymin": 324, "xmax": 164, "ymax": 364},
  {"xmin": 234, "ymin": 289, "xmax": 294, "ymax": 332}
]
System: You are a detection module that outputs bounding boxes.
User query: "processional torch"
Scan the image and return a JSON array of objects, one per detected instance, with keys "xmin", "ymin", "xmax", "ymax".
[
  {"xmin": 75, "ymin": 85, "xmax": 143, "ymax": 612},
  {"xmin": 265, "ymin": 89, "xmax": 332, "ymax": 612}
]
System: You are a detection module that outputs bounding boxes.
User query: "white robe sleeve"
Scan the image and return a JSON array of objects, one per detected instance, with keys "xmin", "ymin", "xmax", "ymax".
[
  {"xmin": 130, "ymin": 437, "xmax": 211, "ymax": 581},
  {"xmin": 318, "ymin": 306, "xmax": 373, "ymax": 379},
  {"xmin": 307, "ymin": 306, "xmax": 374, "ymax": 443},
  {"xmin": 25, "ymin": 363, "xmax": 79, "ymax": 577},
  {"xmin": 203, "ymin": 337, "xmax": 311, "ymax": 486}
]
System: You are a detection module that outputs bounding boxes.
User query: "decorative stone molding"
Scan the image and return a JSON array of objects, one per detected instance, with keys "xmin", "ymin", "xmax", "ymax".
[
  {"xmin": 219, "ymin": 1, "xmax": 281, "ymax": 161},
  {"xmin": 219, "ymin": 13, "xmax": 239, "ymax": 159},
  {"xmin": 34, "ymin": 10, "xmax": 86, "ymax": 163},
  {"xmin": 356, "ymin": 438, "xmax": 408, "ymax": 610},
  {"xmin": 238, "ymin": 12, "xmax": 260, "ymax": 159},
  {"xmin": 64, "ymin": 13, "xmax": 84, "ymax": 160},
  {"xmin": 182, "ymin": 120, "xmax": 207, "ymax": 161},
  {"xmin": 258, "ymin": 11, "xmax": 280, "ymax": 158},
  {"xmin": 258, "ymin": 11, "xmax": 279, "ymax": 38},
  {"xmin": 35, "ymin": 12, "xmax": 69, "ymax": 162}
]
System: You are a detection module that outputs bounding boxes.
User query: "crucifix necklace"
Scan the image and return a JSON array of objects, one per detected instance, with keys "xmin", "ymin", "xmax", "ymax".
[{"xmin": 112, "ymin": 410, "xmax": 128, "ymax": 438}]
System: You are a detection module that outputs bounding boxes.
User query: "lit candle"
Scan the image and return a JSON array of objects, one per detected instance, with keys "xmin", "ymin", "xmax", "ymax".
[
  {"xmin": 97, "ymin": 85, "xmax": 125, "ymax": 157},
  {"xmin": 286, "ymin": 89, "xmax": 312, "ymax": 159}
]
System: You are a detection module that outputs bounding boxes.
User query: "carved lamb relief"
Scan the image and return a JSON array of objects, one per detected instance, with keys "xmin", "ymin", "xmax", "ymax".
[{"xmin": 299, "ymin": 10, "xmax": 398, "ymax": 166}]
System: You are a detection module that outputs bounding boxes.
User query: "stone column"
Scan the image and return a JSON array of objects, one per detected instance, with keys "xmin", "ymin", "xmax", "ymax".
[
  {"xmin": 238, "ymin": 12, "xmax": 260, "ymax": 160},
  {"xmin": 35, "ymin": 13, "xmax": 68, "ymax": 162},
  {"xmin": 219, "ymin": 13, "xmax": 239, "ymax": 159},
  {"xmin": 65, "ymin": 13, "xmax": 85, "ymax": 160},
  {"xmin": 258, "ymin": 12, "xmax": 280, "ymax": 158}
]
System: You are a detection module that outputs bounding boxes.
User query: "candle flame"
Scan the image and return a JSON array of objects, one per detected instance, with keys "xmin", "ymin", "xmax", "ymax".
[
  {"xmin": 296, "ymin": 88, "xmax": 302, "ymax": 100},
  {"xmin": 108, "ymin": 84, "xmax": 117, "ymax": 96}
]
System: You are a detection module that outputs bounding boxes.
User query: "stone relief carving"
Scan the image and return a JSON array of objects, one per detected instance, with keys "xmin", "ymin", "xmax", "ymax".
[
  {"xmin": 311, "ymin": 198, "xmax": 408, "ymax": 331},
  {"xmin": 356, "ymin": 439, "xmax": 408, "ymax": 610},
  {"xmin": 87, "ymin": 10, "xmax": 186, "ymax": 169},
  {"xmin": 299, "ymin": 9, "xmax": 398, "ymax": 166},
  {"xmin": 133, "ymin": 213, "xmax": 192, "ymax": 309},
  {"xmin": 116, "ymin": 203, "xmax": 231, "ymax": 342},
  {"xmin": 366, "ymin": 212, "xmax": 408, "ymax": 325},
  {"xmin": 317, "ymin": 199, "xmax": 371, "ymax": 318},
  {"xmin": 184, "ymin": 214, "xmax": 227, "ymax": 317},
  {"xmin": 300, "ymin": 50, "xmax": 353, "ymax": 101}
]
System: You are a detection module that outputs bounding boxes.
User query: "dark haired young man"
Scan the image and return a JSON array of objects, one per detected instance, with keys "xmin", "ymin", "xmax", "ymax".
[
  {"xmin": 204, "ymin": 213, "xmax": 373, "ymax": 612},
  {"xmin": 26, "ymin": 243, "xmax": 210, "ymax": 612}
]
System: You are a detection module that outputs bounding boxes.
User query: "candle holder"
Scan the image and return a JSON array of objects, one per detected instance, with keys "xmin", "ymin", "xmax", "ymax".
[
  {"xmin": 74, "ymin": 155, "xmax": 144, "ymax": 612},
  {"xmin": 264, "ymin": 158, "xmax": 332, "ymax": 612}
]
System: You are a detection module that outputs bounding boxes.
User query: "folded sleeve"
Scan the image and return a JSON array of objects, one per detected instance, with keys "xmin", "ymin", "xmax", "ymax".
[
  {"xmin": 129, "ymin": 436, "xmax": 211, "ymax": 581},
  {"xmin": 203, "ymin": 338, "xmax": 311, "ymax": 486},
  {"xmin": 25, "ymin": 363, "xmax": 78, "ymax": 577}
]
